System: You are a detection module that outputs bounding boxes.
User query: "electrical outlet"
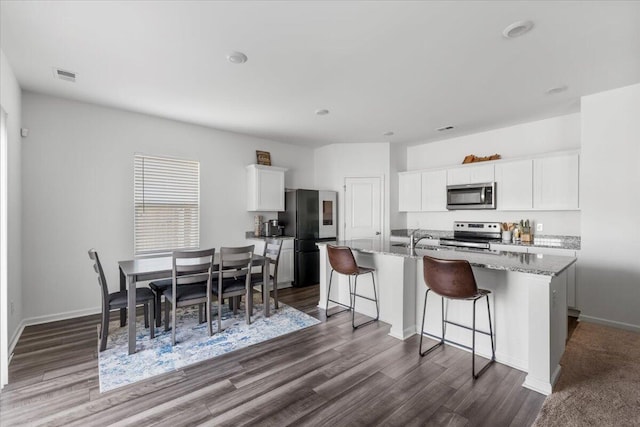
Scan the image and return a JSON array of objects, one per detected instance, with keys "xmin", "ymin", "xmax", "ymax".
[
  {"xmin": 10, "ymin": 301, "xmax": 15, "ymax": 315},
  {"xmin": 536, "ymin": 223, "xmax": 543, "ymax": 232}
]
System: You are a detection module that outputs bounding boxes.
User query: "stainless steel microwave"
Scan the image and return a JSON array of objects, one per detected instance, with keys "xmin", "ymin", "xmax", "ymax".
[{"xmin": 446, "ymin": 182, "xmax": 496, "ymax": 210}]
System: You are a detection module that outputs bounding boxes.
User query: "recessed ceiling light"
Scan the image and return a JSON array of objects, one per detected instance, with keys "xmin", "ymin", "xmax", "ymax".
[
  {"xmin": 226, "ymin": 51, "xmax": 248, "ymax": 64},
  {"xmin": 383, "ymin": 131, "xmax": 394, "ymax": 136},
  {"xmin": 315, "ymin": 109, "xmax": 330, "ymax": 116},
  {"xmin": 546, "ymin": 85, "xmax": 568, "ymax": 95},
  {"xmin": 502, "ymin": 20, "xmax": 534, "ymax": 39},
  {"xmin": 436, "ymin": 125, "xmax": 454, "ymax": 132}
]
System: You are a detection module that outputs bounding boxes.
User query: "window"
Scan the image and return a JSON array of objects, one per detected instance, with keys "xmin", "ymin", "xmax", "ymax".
[{"xmin": 134, "ymin": 154, "xmax": 199, "ymax": 255}]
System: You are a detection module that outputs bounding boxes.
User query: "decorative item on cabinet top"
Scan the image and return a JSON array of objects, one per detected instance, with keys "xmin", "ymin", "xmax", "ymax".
[
  {"xmin": 462, "ymin": 153, "xmax": 501, "ymax": 164},
  {"xmin": 256, "ymin": 150, "xmax": 271, "ymax": 166}
]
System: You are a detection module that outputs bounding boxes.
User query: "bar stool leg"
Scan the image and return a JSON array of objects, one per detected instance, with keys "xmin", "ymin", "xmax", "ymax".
[
  {"xmin": 419, "ymin": 289, "xmax": 444, "ymax": 356},
  {"xmin": 471, "ymin": 294, "xmax": 495, "ymax": 379},
  {"xmin": 487, "ymin": 294, "xmax": 496, "ymax": 361},
  {"xmin": 326, "ymin": 269, "xmax": 351, "ymax": 318},
  {"xmin": 351, "ymin": 273, "xmax": 379, "ymax": 329},
  {"xmin": 370, "ymin": 272, "xmax": 379, "ymax": 321}
]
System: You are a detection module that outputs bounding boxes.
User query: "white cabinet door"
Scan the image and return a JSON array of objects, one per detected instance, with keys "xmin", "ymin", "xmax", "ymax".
[
  {"xmin": 495, "ymin": 159, "xmax": 533, "ymax": 210},
  {"xmin": 398, "ymin": 172, "xmax": 421, "ymax": 212},
  {"xmin": 533, "ymin": 154, "xmax": 579, "ymax": 210},
  {"xmin": 246, "ymin": 165, "xmax": 286, "ymax": 211},
  {"xmin": 277, "ymin": 247, "xmax": 294, "ymax": 285},
  {"xmin": 447, "ymin": 163, "xmax": 495, "ymax": 185},
  {"xmin": 421, "ymin": 170, "xmax": 447, "ymax": 211}
]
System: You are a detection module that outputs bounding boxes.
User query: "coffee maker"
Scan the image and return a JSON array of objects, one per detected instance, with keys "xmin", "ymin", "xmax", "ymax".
[{"xmin": 262, "ymin": 219, "xmax": 284, "ymax": 237}]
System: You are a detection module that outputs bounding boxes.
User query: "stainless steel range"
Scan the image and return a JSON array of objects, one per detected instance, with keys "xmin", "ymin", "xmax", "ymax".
[{"xmin": 439, "ymin": 221, "xmax": 502, "ymax": 250}]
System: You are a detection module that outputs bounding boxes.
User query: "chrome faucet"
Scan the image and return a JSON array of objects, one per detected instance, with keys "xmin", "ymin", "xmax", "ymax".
[{"xmin": 409, "ymin": 229, "xmax": 433, "ymax": 251}]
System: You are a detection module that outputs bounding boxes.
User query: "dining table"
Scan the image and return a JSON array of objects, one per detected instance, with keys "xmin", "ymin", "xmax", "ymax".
[{"xmin": 118, "ymin": 252, "xmax": 270, "ymax": 354}]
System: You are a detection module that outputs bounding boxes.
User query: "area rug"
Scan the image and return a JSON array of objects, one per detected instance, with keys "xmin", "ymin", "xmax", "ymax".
[
  {"xmin": 533, "ymin": 321, "xmax": 640, "ymax": 427},
  {"xmin": 98, "ymin": 300, "xmax": 320, "ymax": 392}
]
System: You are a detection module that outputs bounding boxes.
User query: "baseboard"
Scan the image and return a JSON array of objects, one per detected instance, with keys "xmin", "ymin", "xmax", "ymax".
[
  {"xmin": 7, "ymin": 319, "xmax": 27, "ymax": 359},
  {"xmin": 578, "ymin": 314, "xmax": 640, "ymax": 333},
  {"xmin": 523, "ymin": 368, "xmax": 557, "ymax": 396},
  {"xmin": 8, "ymin": 307, "xmax": 101, "ymax": 357}
]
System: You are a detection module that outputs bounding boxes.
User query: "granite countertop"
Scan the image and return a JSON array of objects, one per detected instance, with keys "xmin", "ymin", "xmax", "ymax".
[
  {"xmin": 317, "ymin": 239, "xmax": 577, "ymax": 276},
  {"xmin": 390, "ymin": 229, "xmax": 580, "ymax": 251}
]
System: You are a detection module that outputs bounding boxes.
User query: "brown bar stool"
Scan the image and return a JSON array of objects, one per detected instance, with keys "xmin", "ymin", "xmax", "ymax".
[
  {"xmin": 419, "ymin": 255, "xmax": 495, "ymax": 379},
  {"xmin": 325, "ymin": 245, "xmax": 379, "ymax": 329}
]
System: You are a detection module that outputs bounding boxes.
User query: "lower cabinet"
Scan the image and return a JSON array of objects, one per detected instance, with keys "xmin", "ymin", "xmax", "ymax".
[
  {"xmin": 246, "ymin": 238, "xmax": 294, "ymax": 287},
  {"xmin": 277, "ymin": 241, "xmax": 294, "ymax": 285}
]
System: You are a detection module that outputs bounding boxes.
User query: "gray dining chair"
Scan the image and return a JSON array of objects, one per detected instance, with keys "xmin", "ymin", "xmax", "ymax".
[
  {"xmin": 88, "ymin": 249, "xmax": 155, "ymax": 351},
  {"xmin": 250, "ymin": 239, "xmax": 283, "ymax": 310},
  {"xmin": 214, "ymin": 245, "xmax": 254, "ymax": 332},
  {"xmin": 163, "ymin": 248, "xmax": 216, "ymax": 346}
]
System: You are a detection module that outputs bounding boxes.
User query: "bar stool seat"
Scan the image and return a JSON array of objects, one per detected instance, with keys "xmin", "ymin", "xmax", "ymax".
[
  {"xmin": 325, "ymin": 245, "xmax": 379, "ymax": 329},
  {"xmin": 419, "ymin": 255, "xmax": 495, "ymax": 379}
]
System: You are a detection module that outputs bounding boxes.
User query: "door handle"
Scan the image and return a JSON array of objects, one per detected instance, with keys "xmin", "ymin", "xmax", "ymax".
[{"xmin": 375, "ymin": 231, "xmax": 381, "ymax": 235}]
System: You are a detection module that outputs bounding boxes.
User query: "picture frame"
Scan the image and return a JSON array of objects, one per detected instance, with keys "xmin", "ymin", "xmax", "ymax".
[{"xmin": 256, "ymin": 150, "xmax": 271, "ymax": 166}]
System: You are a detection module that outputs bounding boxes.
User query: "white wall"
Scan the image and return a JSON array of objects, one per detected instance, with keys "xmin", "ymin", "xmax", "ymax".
[
  {"xmin": 21, "ymin": 92, "xmax": 315, "ymax": 321},
  {"xmin": 404, "ymin": 114, "xmax": 582, "ymax": 235},
  {"xmin": 580, "ymin": 83, "xmax": 640, "ymax": 331},
  {"xmin": 0, "ymin": 50, "xmax": 23, "ymax": 352},
  {"xmin": 314, "ymin": 143, "xmax": 391, "ymax": 239}
]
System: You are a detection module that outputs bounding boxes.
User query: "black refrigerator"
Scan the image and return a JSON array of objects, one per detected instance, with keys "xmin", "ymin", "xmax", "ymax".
[{"xmin": 278, "ymin": 189, "xmax": 337, "ymax": 287}]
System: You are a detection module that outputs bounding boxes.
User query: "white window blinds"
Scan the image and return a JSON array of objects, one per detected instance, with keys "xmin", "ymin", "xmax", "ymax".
[{"xmin": 134, "ymin": 154, "xmax": 200, "ymax": 255}]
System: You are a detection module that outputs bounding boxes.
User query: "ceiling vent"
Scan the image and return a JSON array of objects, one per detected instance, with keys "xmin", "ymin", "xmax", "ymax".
[
  {"xmin": 53, "ymin": 68, "xmax": 77, "ymax": 82},
  {"xmin": 436, "ymin": 125, "xmax": 454, "ymax": 132}
]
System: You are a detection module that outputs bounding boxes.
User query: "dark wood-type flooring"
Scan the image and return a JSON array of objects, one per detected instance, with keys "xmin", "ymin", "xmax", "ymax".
[{"xmin": 1, "ymin": 286, "xmax": 548, "ymax": 426}]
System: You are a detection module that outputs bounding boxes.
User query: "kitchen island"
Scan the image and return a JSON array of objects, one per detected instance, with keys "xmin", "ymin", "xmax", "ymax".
[{"xmin": 316, "ymin": 239, "xmax": 577, "ymax": 395}]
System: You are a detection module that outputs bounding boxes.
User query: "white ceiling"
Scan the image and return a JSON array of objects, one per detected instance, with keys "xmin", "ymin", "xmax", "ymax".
[{"xmin": 1, "ymin": 1, "xmax": 639, "ymax": 147}]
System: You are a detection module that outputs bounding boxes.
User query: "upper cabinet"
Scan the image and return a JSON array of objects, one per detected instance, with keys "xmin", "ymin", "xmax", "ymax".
[
  {"xmin": 421, "ymin": 170, "xmax": 447, "ymax": 211},
  {"xmin": 398, "ymin": 170, "xmax": 447, "ymax": 212},
  {"xmin": 398, "ymin": 171, "xmax": 421, "ymax": 212},
  {"xmin": 447, "ymin": 163, "xmax": 494, "ymax": 185},
  {"xmin": 495, "ymin": 159, "xmax": 533, "ymax": 210},
  {"xmin": 533, "ymin": 153, "xmax": 580, "ymax": 210},
  {"xmin": 399, "ymin": 150, "xmax": 580, "ymax": 213},
  {"xmin": 246, "ymin": 164, "xmax": 287, "ymax": 211}
]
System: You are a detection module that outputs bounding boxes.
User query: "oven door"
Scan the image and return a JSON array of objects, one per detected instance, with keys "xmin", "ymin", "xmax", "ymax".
[{"xmin": 446, "ymin": 183, "xmax": 495, "ymax": 210}]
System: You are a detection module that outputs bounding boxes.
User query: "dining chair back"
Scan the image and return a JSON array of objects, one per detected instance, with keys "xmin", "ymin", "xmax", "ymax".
[
  {"xmin": 251, "ymin": 239, "xmax": 283, "ymax": 310},
  {"xmin": 216, "ymin": 245, "xmax": 254, "ymax": 332},
  {"xmin": 164, "ymin": 248, "xmax": 215, "ymax": 345},
  {"xmin": 88, "ymin": 248, "xmax": 155, "ymax": 351}
]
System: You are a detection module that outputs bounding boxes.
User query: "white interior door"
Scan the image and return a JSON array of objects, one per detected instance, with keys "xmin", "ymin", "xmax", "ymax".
[{"xmin": 344, "ymin": 176, "xmax": 383, "ymax": 241}]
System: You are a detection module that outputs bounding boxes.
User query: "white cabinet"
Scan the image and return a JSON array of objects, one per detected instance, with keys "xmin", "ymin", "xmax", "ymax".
[
  {"xmin": 421, "ymin": 170, "xmax": 447, "ymax": 211},
  {"xmin": 447, "ymin": 163, "xmax": 494, "ymax": 185},
  {"xmin": 398, "ymin": 171, "xmax": 421, "ymax": 212},
  {"xmin": 246, "ymin": 165, "xmax": 287, "ymax": 211},
  {"xmin": 398, "ymin": 170, "xmax": 447, "ymax": 212},
  {"xmin": 246, "ymin": 238, "xmax": 294, "ymax": 287},
  {"xmin": 533, "ymin": 154, "xmax": 579, "ymax": 210},
  {"xmin": 277, "ymin": 239, "xmax": 294, "ymax": 285},
  {"xmin": 495, "ymin": 159, "xmax": 533, "ymax": 210}
]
